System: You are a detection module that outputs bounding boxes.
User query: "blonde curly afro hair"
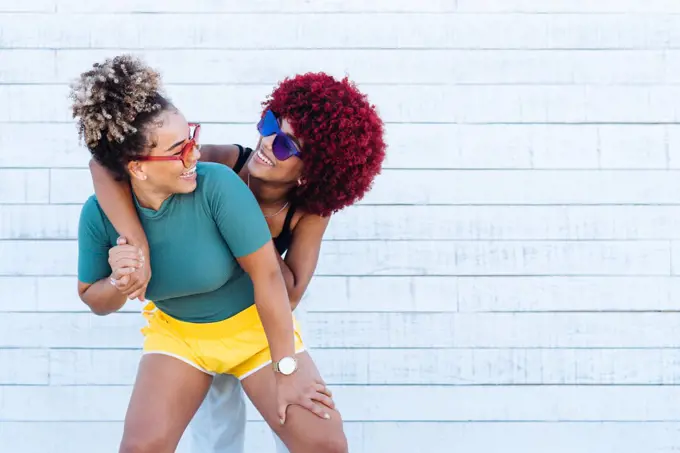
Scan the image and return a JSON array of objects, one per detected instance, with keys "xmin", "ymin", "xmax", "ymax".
[{"xmin": 69, "ymin": 54, "xmax": 173, "ymax": 180}]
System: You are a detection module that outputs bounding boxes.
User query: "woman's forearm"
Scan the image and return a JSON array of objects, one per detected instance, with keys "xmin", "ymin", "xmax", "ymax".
[
  {"xmin": 252, "ymin": 269, "xmax": 297, "ymax": 363},
  {"xmin": 276, "ymin": 254, "xmax": 300, "ymax": 309},
  {"xmin": 89, "ymin": 159, "xmax": 149, "ymax": 252},
  {"xmin": 79, "ymin": 278, "xmax": 128, "ymax": 316}
]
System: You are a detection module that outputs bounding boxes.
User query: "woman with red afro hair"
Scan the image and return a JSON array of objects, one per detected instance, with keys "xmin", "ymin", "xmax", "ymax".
[
  {"xmin": 259, "ymin": 72, "xmax": 386, "ymax": 217},
  {"xmin": 90, "ymin": 72, "xmax": 386, "ymax": 453}
]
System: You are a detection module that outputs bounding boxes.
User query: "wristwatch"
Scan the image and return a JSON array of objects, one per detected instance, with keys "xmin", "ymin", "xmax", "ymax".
[{"xmin": 273, "ymin": 356, "xmax": 298, "ymax": 375}]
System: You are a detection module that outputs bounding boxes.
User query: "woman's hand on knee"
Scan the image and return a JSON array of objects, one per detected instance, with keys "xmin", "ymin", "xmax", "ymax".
[
  {"xmin": 312, "ymin": 383, "xmax": 335, "ymax": 410},
  {"xmin": 276, "ymin": 365, "xmax": 336, "ymax": 424}
]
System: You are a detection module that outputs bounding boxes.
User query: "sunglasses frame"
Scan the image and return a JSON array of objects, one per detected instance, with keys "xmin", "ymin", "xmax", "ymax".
[{"xmin": 137, "ymin": 122, "xmax": 201, "ymax": 168}]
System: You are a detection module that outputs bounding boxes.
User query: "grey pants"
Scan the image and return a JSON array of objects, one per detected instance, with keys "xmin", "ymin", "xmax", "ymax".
[{"xmin": 186, "ymin": 373, "xmax": 289, "ymax": 453}]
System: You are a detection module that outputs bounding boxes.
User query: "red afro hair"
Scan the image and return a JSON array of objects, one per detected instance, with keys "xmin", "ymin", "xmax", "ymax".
[{"xmin": 262, "ymin": 72, "xmax": 386, "ymax": 217}]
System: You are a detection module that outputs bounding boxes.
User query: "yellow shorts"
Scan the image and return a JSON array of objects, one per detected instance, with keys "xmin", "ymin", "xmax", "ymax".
[{"xmin": 141, "ymin": 302, "xmax": 305, "ymax": 380}]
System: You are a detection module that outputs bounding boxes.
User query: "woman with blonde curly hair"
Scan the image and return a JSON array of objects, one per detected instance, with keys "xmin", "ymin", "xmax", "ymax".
[{"xmin": 72, "ymin": 55, "xmax": 361, "ymax": 453}]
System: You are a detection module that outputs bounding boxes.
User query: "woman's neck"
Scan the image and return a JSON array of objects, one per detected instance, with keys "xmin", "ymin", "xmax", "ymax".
[
  {"xmin": 130, "ymin": 180, "xmax": 172, "ymax": 211},
  {"xmin": 247, "ymin": 174, "xmax": 294, "ymax": 208}
]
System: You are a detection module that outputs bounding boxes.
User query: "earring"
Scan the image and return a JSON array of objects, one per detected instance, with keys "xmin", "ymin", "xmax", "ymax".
[
  {"xmin": 297, "ymin": 178, "xmax": 303, "ymax": 186},
  {"xmin": 140, "ymin": 175, "xmax": 147, "ymax": 181}
]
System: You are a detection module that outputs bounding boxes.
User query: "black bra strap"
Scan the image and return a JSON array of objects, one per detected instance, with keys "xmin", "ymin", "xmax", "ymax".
[{"xmin": 232, "ymin": 145, "xmax": 252, "ymax": 174}]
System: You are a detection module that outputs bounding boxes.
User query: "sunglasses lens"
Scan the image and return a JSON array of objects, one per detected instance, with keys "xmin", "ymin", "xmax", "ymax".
[
  {"xmin": 180, "ymin": 143, "xmax": 192, "ymax": 167},
  {"xmin": 272, "ymin": 135, "xmax": 298, "ymax": 161},
  {"xmin": 258, "ymin": 110, "xmax": 280, "ymax": 136}
]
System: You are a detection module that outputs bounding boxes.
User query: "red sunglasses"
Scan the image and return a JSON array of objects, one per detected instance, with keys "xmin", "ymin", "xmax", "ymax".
[{"xmin": 137, "ymin": 123, "xmax": 201, "ymax": 168}]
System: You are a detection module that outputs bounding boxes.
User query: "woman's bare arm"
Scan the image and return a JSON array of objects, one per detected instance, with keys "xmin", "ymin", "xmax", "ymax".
[
  {"xmin": 89, "ymin": 159, "xmax": 150, "ymax": 300},
  {"xmin": 78, "ymin": 279, "xmax": 127, "ymax": 316},
  {"xmin": 236, "ymin": 241, "xmax": 296, "ymax": 362},
  {"xmin": 278, "ymin": 214, "xmax": 330, "ymax": 310}
]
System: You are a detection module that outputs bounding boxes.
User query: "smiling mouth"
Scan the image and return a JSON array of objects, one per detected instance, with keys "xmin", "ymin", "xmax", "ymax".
[
  {"xmin": 256, "ymin": 149, "xmax": 275, "ymax": 167},
  {"xmin": 180, "ymin": 166, "xmax": 197, "ymax": 179}
]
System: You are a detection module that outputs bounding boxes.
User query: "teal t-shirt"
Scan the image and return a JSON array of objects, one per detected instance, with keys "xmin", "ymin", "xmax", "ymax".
[{"xmin": 77, "ymin": 162, "xmax": 272, "ymax": 323}]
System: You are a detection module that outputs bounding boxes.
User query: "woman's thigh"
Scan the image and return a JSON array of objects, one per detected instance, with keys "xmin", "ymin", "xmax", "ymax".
[
  {"xmin": 186, "ymin": 373, "xmax": 247, "ymax": 453},
  {"xmin": 241, "ymin": 351, "xmax": 347, "ymax": 453},
  {"xmin": 119, "ymin": 353, "xmax": 213, "ymax": 453}
]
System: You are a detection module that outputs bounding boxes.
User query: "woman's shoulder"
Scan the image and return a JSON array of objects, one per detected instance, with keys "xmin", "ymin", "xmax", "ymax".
[
  {"xmin": 80, "ymin": 194, "xmax": 106, "ymax": 222},
  {"xmin": 79, "ymin": 195, "xmax": 117, "ymax": 240},
  {"xmin": 194, "ymin": 162, "xmax": 257, "ymax": 210},
  {"xmin": 289, "ymin": 208, "xmax": 331, "ymax": 235}
]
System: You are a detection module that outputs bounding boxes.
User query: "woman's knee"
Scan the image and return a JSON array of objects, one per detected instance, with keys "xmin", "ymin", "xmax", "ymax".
[
  {"xmin": 119, "ymin": 432, "xmax": 170, "ymax": 453},
  {"xmin": 317, "ymin": 431, "xmax": 348, "ymax": 453},
  {"xmin": 295, "ymin": 429, "xmax": 348, "ymax": 453}
]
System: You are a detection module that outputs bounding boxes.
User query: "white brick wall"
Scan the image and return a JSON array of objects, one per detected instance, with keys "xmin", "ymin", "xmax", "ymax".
[{"xmin": 1, "ymin": 1, "xmax": 680, "ymax": 452}]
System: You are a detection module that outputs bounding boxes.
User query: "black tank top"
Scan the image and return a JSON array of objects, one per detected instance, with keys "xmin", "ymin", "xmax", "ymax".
[{"xmin": 233, "ymin": 145, "xmax": 296, "ymax": 256}]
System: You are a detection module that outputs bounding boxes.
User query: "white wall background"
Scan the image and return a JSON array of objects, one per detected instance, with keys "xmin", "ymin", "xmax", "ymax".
[{"xmin": 2, "ymin": 0, "xmax": 680, "ymax": 452}]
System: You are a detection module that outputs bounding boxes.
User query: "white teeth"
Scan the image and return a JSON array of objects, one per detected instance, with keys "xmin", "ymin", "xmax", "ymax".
[
  {"xmin": 257, "ymin": 150, "xmax": 274, "ymax": 166},
  {"xmin": 180, "ymin": 166, "xmax": 196, "ymax": 177}
]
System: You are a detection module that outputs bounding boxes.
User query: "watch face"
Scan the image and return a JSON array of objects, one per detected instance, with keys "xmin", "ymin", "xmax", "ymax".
[{"xmin": 278, "ymin": 357, "xmax": 297, "ymax": 375}]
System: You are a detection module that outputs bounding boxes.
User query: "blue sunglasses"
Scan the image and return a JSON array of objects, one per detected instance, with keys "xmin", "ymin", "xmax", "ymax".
[{"xmin": 256, "ymin": 110, "xmax": 302, "ymax": 161}]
